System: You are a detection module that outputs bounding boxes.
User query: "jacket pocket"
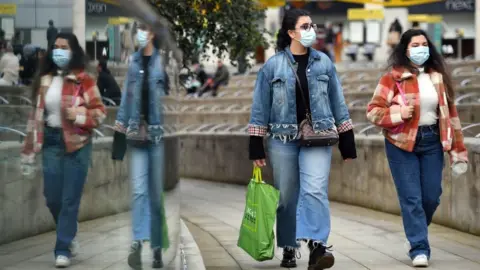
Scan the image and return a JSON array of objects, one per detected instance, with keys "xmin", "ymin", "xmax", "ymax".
[
  {"xmin": 271, "ymin": 77, "xmax": 287, "ymax": 106},
  {"xmin": 311, "ymin": 75, "xmax": 331, "ymax": 116}
]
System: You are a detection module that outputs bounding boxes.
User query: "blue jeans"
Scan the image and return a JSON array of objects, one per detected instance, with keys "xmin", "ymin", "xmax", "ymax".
[
  {"xmin": 385, "ymin": 124, "xmax": 444, "ymax": 259},
  {"xmin": 42, "ymin": 126, "xmax": 92, "ymax": 258},
  {"xmin": 130, "ymin": 142, "xmax": 165, "ymax": 249},
  {"xmin": 267, "ymin": 138, "xmax": 332, "ymax": 247}
]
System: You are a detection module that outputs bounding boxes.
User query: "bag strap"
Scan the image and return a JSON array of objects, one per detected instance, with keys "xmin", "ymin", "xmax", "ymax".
[
  {"xmin": 285, "ymin": 54, "xmax": 311, "ymax": 122},
  {"xmin": 252, "ymin": 166, "xmax": 263, "ymax": 183},
  {"xmin": 395, "ymin": 81, "xmax": 407, "ymax": 105}
]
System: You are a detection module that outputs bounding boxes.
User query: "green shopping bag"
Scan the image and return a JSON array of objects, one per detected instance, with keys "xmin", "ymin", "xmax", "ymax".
[
  {"xmin": 237, "ymin": 166, "xmax": 280, "ymax": 261},
  {"xmin": 161, "ymin": 193, "xmax": 170, "ymax": 249}
]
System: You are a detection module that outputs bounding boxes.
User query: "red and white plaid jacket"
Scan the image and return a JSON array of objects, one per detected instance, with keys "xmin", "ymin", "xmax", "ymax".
[
  {"xmin": 21, "ymin": 72, "xmax": 106, "ymax": 164},
  {"xmin": 366, "ymin": 67, "xmax": 468, "ymax": 165}
]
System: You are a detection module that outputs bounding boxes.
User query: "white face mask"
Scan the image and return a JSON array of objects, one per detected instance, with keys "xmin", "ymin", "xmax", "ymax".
[{"xmin": 296, "ymin": 28, "xmax": 316, "ymax": 48}]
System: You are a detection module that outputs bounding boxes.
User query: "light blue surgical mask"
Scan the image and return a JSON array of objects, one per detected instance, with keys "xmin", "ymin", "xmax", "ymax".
[
  {"xmin": 136, "ymin": 30, "xmax": 150, "ymax": 49},
  {"xmin": 52, "ymin": 49, "xmax": 71, "ymax": 69},
  {"xmin": 408, "ymin": 46, "xmax": 430, "ymax": 66},
  {"xmin": 297, "ymin": 28, "xmax": 316, "ymax": 48}
]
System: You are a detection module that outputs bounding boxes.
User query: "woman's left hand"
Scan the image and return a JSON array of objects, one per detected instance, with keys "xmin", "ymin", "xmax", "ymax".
[{"xmin": 65, "ymin": 107, "xmax": 77, "ymax": 121}]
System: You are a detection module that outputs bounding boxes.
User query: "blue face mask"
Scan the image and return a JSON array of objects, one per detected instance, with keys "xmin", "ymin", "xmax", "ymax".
[
  {"xmin": 52, "ymin": 49, "xmax": 71, "ymax": 69},
  {"xmin": 408, "ymin": 46, "xmax": 430, "ymax": 66},
  {"xmin": 298, "ymin": 28, "xmax": 316, "ymax": 48},
  {"xmin": 136, "ymin": 30, "xmax": 150, "ymax": 49}
]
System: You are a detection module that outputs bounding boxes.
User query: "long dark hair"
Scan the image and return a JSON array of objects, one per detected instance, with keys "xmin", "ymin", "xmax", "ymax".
[
  {"xmin": 276, "ymin": 8, "xmax": 310, "ymax": 51},
  {"xmin": 32, "ymin": 32, "xmax": 87, "ymax": 103},
  {"xmin": 388, "ymin": 29, "xmax": 454, "ymax": 102}
]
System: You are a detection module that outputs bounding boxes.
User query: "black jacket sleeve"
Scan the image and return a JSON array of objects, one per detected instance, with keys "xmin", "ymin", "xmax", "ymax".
[
  {"xmin": 338, "ymin": 129, "xmax": 357, "ymax": 160},
  {"xmin": 249, "ymin": 136, "xmax": 266, "ymax": 160},
  {"xmin": 112, "ymin": 131, "xmax": 127, "ymax": 161}
]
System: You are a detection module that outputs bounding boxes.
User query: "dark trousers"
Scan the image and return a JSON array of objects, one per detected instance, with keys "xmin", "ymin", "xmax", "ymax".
[
  {"xmin": 385, "ymin": 124, "xmax": 444, "ymax": 259},
  {"xmin": 42, "ymin": 126, "xmax": 92, "ymax": 257}
]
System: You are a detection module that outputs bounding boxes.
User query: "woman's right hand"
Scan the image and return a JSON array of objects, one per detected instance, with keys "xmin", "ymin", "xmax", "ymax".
[
  {"xmin": 400, "ymin": 105, "xmax": 414, "ymax": 120},
  {"xmin": 253, "ymin": 159, "xmax": 266, "ymax": 167}
]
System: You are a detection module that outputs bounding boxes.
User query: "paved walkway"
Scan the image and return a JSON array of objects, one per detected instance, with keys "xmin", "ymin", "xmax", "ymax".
[
  {"xmin": 181, "ymin": 179, "xmax": 480, "ymax": 270},
  {"xmin": 1, "ymin": 179, "xmax": 480, "ymax": 270}
]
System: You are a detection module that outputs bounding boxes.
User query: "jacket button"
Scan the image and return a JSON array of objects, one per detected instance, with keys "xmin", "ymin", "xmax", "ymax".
[{"xmin": 307, "ymin": 69, "xmax": 310, "ymax": 72}]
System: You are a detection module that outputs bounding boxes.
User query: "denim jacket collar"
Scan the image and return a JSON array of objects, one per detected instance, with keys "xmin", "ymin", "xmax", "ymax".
[{"xmin": 284, "ymin": 47, "xmax": 322, "ymax": 65}]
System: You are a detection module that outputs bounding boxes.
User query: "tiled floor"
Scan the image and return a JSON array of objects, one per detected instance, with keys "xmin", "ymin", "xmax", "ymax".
[{"xmin": 181, "ymin": 179, "xmax": 480, "ymax": 270}]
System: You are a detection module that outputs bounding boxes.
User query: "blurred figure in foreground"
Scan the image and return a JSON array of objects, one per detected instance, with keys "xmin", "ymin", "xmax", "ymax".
[
  {"xmin": 19, "ymin": 44, "xmax": 40, "ymax": 86},
  {"xmin": 96, "ymin": 59, "xmax": 121, "ymax": 104},
  {"xmin": 112, "ymin": 22, "xmax": 166, "ymax": 269},
  {"xmin": 0, "ymin": 43, "xmax": 19, "ymax": 86},
  {"xmin": 21, "ymin": 32, "xmax": 106, "ymax": 268}
]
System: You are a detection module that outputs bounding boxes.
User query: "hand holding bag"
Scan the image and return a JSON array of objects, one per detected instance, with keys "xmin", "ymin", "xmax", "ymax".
[
  {"xmin": 389, "ymin": 81, "xmax": 407, "ymax": 134},
  {"xmin": 286, "ymin": 56, "xmax": 339, "ymax": 147}
]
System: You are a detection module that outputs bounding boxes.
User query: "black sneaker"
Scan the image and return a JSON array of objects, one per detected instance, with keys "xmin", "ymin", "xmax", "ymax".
[
  {"xmin": 152, "ymin": 248, "xmax": 164, "ymax": 268},
  {"xmin": 280, "ymin": 247, "xmax": 298, "ymax": 268},
  {"xmin": 308, "ymin": 241, "xmax": 335, "ymax": 270},
  {"xmin": 128, "ymin": 241, "xmax": 142, "ymax": 270}
]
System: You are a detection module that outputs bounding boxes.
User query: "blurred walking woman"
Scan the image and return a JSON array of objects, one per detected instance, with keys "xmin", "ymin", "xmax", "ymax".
[
  {"xmin": 248, "ymin": 9, "xmax": 357, "ymax": 270},
  {"xmin": 367, "ymin": 29, "xmax": 468, "ymax": 267},
  {"xmin": 21, "ymin": 32, "xmax": 106, "ymax": 268},
  {"xmin": 112, "ymin": 22, "xmax": 166, "ymax": 269}
]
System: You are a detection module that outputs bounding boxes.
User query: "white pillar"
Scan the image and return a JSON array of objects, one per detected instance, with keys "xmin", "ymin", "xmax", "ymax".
[
  {"xmin": 475, "ymin": 0, "xmax": 480, "ymax": 59},
  {"xmin": 73, "ymin": 0, "xmax": 86, "ymax": 50},
  {"xmin": 264, "ymin": 7, "xmax": 281, "ymax": 60}
]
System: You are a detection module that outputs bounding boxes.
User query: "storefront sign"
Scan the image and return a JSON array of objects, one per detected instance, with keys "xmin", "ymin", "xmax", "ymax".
[
  {"xmin": 408, "ymin": 14, "xmax": 443, "ymax": 23},
  {"xmin": 347, "ymin": 9, "xmax": 384, "ymax": 20},
  {"xmin": 0, "ymin": 4, "xmax": 16, "ymax": 15},
  {"xmin": 259, "ymin": 0, "xmax": 285, "ymax": 7},
  {"xmin": 339, "ymin": 0, "xmax": 441, "ymax": 7},
  {"xmin": 409, "ymin": 0, "xmax": 474, "ymax": 13},
  {"xmin": 86, "ymin": 0, "xmax": 128, "ymax": 17}
]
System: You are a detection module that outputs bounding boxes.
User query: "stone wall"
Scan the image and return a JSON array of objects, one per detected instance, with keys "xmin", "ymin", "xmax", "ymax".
[
  {"xmin": 0, "ymin": 137, "xmax": 179, "ymax": 245},
  {"xmin": 178, "ymin": 134, "xmax": 480, "ymax": 236}
]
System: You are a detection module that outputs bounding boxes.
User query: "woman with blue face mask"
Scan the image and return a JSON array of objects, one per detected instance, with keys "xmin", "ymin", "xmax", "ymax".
[
  {"xmin": 21, "ymin": 32, "xmax": 106, "ymax": 268},
  {"xmin": 367, "ymin": 29, "xmax": 468, "ymax": 267},
  {"xmin": 112, "ymin": 22, "xmax": 166, "ymax": 270},
  {"xmin": 248, "ymin": 9, "xmax": 357, "ymax": 269}
]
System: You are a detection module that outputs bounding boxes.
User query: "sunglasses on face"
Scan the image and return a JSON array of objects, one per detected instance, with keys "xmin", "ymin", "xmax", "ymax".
[{"xmin": 298, "ymin": 23, "xmax": 317, "ymax": 31}]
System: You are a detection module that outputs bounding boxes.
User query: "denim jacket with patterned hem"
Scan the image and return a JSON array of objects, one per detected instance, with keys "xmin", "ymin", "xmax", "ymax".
[
  {"xmin": 248, "ymin": 47, "xmax": 353, "ymax": 141},
  {"xmin": 114, "ymin": 49, "xmax": 165, "ymax": 144}
]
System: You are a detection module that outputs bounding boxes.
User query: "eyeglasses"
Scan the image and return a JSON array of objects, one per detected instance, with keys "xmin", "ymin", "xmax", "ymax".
[{"xmin": 297, "ymin": 23, "xmax": 317, "ymax": 31}]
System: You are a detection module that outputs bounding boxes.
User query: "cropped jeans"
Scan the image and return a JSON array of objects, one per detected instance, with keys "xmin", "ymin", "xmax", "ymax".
[
  {"xmin": 42, "ymin": 126, "xmax": 92, "ymax": 258},
  {"xmin": 267, "ymin": 138, "xmax": 333, "ymax": 248},
  {"xmin": 385, "ymin": 124, "xmax": 444, "ymax": 259},
  {"xmin": 130, "ymin": 142, "xmax": 165, "ymax": 249}
]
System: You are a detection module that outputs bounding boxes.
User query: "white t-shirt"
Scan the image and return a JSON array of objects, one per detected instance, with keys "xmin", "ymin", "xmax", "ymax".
[
  {"xmin": 44, "ymin": 76, "xmax": 64, "ymax": 127},
  {"xmin": 417, "ymin": 68, "xmax": 439, "ymax": 126}
]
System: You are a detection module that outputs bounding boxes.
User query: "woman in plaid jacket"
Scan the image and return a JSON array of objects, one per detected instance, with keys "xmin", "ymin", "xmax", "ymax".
[
  {"xmin": 367, "ymin": 29, "xmax": 468, "ymax": 268},
  {"xmin": 21, "ymin": 32, "xmax": 106, "ymax": 268}
]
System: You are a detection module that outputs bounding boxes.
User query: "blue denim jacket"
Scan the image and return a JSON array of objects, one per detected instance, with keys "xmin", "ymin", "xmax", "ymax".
[
  {"xmin": 248, "ymin": 47, "xmax": 352, "ymax": 141},
  {"xmin": 115, "ymin": 50, "xmax": 165, "ymax": 144}
]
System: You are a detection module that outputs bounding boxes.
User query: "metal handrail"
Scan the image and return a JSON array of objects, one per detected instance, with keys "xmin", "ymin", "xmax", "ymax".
[
  {"xmin": 348, "ymin": 98, "xmax": 370, "ymax": 108},
  {"xmin": 357, "ymin": 125, "xmax": 381, "ymax": 135},
  {"xmin": 180, "ymin": 105, "xmax": 192, "ymax": 112},
  {"xmin": 92, "ymin": 129, "xmax": 105, "ymax": 137},
  {"xmin": 461, "ymin": 123, "xmax": 480, "ymax": 138},
  {"xmin": 0, "ymin": 126, "xmax": 26, "ymax": 137},
  {"xmin": 357, "ymin": 84, "xmax": 371, "ymax": 92},
  {"xmin": 0, "ymin": 96, "xmax": 9, "ymax": 104},
  {"xmin": 225, "ymin": 104, "xmax": 242, "ymax": 112},
  {"xmin": 454, "ymin": 92, "xmax": 480, "ymax": 105},
  {"xmin": 4, "ymin": 95, "xmax": 33, "ymax": 105},
  {"xmin": 102, "ymin": 97, "xmax": 117, "ymax": 106},
  {"xmin": 460, "ymin": 79, "xmax": 472, "ymax": 87}
]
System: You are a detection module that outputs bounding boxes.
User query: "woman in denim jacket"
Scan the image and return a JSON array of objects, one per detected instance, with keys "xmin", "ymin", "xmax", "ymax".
[
  {"xmin": 248, "ymin": 9, "xmax": 357, "ymax": 269},
  {"xmin": 112, "ymin": 23, "xmax": 166, "ymax": 269}
]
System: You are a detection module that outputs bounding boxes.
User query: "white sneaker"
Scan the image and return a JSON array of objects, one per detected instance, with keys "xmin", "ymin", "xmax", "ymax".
[
  {"xmin": 404, "ymin": 240, "xmax": 411, "ymax": 257},
  {"xmin": 412, "ymin": 254, "xmax": 429, "ymax": 267},
  {"xmin": 55, "ymin": 255, "xmax": 71, "ymax": 268},
  {"xmin": 70, "ymin": 239, "xmax": 79, "ymax": 257}
]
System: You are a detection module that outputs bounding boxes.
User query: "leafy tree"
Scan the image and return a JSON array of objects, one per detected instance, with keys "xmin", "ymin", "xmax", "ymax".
[{"xmin": 149, "ymin": 0, "xmax": 269, "ymax": 67}]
